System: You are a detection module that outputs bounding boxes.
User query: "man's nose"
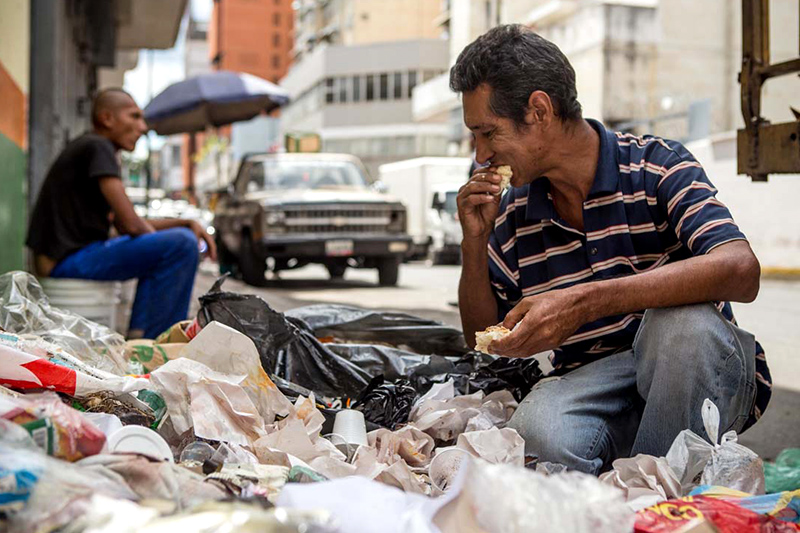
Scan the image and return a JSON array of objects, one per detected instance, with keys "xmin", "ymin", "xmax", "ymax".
[{"xmin": 475, "ymin": 140, "xmax": 494, "ymax": 165}]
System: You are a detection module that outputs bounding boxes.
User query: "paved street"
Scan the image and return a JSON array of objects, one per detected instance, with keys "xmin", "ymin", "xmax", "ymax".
[{"xmin": 193, "ymin": 261, "xmax": 800, "ymax": 460}]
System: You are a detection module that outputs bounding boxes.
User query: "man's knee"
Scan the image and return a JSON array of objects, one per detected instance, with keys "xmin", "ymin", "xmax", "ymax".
[
  {"xmin": 157, "ymin": 227, "xmax": 199, "ymax": 262},
  {"xmin": 636, "ymin": 303, "xmax": 724, "ymax": 353}
]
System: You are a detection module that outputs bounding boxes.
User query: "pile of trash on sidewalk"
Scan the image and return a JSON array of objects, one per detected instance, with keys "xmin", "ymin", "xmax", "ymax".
[{"xmin": 1, "ymin": 270, "xmax": 799, "ymax": 532}]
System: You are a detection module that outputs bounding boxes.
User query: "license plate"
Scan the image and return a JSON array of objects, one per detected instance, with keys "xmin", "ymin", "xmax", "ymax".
[
  {"xmin": 388, "ymin": 241, "xmax": 409, "ymax": 253},
  {"xmin": 325, "ymin": 239, "xmax": 354, "ymax": 256}
]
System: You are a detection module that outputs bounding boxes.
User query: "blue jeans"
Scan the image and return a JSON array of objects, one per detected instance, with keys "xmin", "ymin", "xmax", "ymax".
[
  {"xmin": 507, "ymin": 303, "xmax": 757, "ymax": 475},
  {"xmin": 50, "ymin": 228, "xmax": 200, "ymax": 339}
]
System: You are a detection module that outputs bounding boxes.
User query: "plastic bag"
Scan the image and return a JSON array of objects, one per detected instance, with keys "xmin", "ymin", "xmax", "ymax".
[
  {"xmin": 666, "ymin": 399, "xmax": 765, "ymax": 495},
  {"xmin": 765, "ymin": 449, "xmax": 800, "ymax": 493},
  {"xmin": 689, "ymin": 485, "xmax": 800, "ymax": 525},
  {"xmin": 354, "ymin": 376, "xmax": 418, "ymax": 430},
  {"xmin": 0, "ymin": 392, "xmax": 106, "ymax": 461},
  {"xmin": 286, "ymin": 304, "xmax": 472, "ymax": 356},
  {"xmin": 634, "ymin": 495, "xmax": 800, "ymax": 533},
  {"xmin": 197, "ymin": 276, "xmax": 370, "ymax": 398},
  {"xmin": 0, "ymin": 271, "xmax": 128, "ymax": 375}
]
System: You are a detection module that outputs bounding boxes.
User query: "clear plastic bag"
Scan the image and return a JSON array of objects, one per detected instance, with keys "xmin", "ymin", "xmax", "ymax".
[
  {"xmin": 0, "ymin": 272, "xmax": 128, "ymax": 375},
  {"xmin": 666, "ymin": 398, "xmax": 765, "ymax": 495}
]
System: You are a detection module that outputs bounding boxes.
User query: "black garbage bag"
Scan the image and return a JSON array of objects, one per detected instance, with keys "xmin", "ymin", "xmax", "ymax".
[
  {"xmin": 466, "ymin": 357, "xmax": 544, "ymax": 402},
  {"xmin": 285, "ymin": 305, "xmax": 471, "ymax": 356},
  {"xmin": 197, "ymin": 276, "xmax": 370, "ymax": 397},
  {"xmin": 353, "ymin": 376, "xmax": 418, "ymax": 430}
]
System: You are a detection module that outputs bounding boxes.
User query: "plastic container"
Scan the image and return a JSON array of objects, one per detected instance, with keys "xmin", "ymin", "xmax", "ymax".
[
  {"xmin": 39, "ymin": 278, "xmax": 121, "ymax": 330},
  {"xmin": 429, "ymin": 447, "xmax": 471, "ymax": 492},
  {"xmin": 332, "ymin": 409, "xmax": 368, "ymax": 446},
  {"xmin": 106, "ymin": 425, "xmax": 174, "ymax": 462}
]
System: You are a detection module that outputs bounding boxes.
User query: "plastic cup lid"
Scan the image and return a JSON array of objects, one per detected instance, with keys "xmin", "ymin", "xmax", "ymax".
[{"xmin": 106, "ymin": 425, "xmax": 174, "ymax": 463}]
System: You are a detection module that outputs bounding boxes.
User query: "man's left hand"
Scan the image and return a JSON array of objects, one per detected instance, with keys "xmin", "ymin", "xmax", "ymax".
[
  {"xmin": 188, "ymin": 220, "xmax": 218, "ymax": 261},
  {"xmin": 489, "ymin": 288, "xmax": 587, "ymax": 357}
]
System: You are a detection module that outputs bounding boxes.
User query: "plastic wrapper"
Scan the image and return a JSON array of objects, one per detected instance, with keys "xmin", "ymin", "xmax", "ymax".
[
  {"xmin": 0, "ymin": 392, "xmax": 105, "ymax": 461},
  {"xmin": 0, "ymin": 271, "xmax": 128, "ymax": 375},
  {"xmin": 197, "ymin": 276, "xmax": 370, "ymax": 397},
  {"xmin": 0, "ymin": 331, "xmax": 149, "ymax": 396},
  {"xmin": 666, "ymin": 399, "xmax": 764, "ymax": 495},
  {"xmin": 634, "ymin": 495, "xmax": 800, "ymax": 533},
  {"xmin": 765, "ymin": 449, "xmax": 800, "ymax": 493},
  {"xmin": 354, "ymin": 376, "xmax": 417, "ymax": 430},
  {"xmin": 0, "ymin": 442, "xmax": 138, "ymax": 533},
  {"xmin": 689, "ymin": 485, "xmax": 800, "ymax": 525}
]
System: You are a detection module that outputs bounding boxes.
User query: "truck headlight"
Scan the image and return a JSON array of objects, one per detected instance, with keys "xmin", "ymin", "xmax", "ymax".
[{"xmin": 266, "ymin": 211, "xmax": 286, "ymax": 226}]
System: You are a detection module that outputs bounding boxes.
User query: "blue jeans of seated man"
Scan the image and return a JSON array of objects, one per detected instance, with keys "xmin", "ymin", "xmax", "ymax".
[
  {"xmin": 50, "ymin": 228, "xmax": 200, "ymax": 339},
  {"xmin": 506, "ymin": 303, "xmax": 757, "ymax": 475}
]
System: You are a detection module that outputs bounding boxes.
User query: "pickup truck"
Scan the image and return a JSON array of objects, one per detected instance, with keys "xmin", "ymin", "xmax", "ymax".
[{"xmin": 212, "ymin": 152, "xmax": 412, "ymax": 286}]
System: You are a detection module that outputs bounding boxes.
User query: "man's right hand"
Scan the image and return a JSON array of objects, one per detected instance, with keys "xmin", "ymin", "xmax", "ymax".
[{"xmin": 457, "ymin": 166, "xmax": 503, "ymax": 240}]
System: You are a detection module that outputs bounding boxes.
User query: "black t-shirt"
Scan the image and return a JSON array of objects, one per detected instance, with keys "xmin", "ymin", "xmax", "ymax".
[{"xmin": 26, "ymin": 133, "xmax": 121, "ymax": 263}]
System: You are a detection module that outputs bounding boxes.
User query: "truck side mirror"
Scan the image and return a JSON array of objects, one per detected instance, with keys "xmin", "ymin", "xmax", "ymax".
[{"xmin": 432, "ymin": 193, "xmax": 444, "ymax": 210}]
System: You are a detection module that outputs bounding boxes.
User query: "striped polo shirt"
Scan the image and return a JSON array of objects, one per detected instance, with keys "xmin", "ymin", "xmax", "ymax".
[{"xmin": 488, "ymin": 119, "xmax": 771, "ymax": 428}]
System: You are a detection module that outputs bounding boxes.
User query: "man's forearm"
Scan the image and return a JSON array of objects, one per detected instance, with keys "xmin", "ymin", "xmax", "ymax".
[
  {"xmin": 577, "ymin": 241, "xmax": 760, "ymax": 323},
  {"xmin": 459, "ymin": 238, "xmax": 499, "ymax": 348},
  {"xmin": 149, "ymin": 218, "xmax": 192, "ymax": 231}
]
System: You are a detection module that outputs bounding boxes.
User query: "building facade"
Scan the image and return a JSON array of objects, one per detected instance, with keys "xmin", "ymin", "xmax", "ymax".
[{"xmin": 280, "ymin": 39, "xmax": 450, "ymax": 179}]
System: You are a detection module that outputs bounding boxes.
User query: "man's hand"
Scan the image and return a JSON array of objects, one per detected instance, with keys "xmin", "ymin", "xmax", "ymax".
[
  {"xmin": 188, "ymin": 220, "xmax": 218, "ymax": 261},
  {"xmin": 489, "ymin": 287, "xmax": 587, "ymax": 357},
  {"xmin": 457, "ymin": 167, "xmax": 503, "ymax": 240}
]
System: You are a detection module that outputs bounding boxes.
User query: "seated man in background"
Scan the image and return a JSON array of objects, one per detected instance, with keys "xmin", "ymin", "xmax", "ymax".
[
  {"xmin": 452, "ymin": 25, "xmax": 770, "ymax": 474},
  {"xmin": 26, "ymin": 88, "xmax": 216, "ymax": 339}
]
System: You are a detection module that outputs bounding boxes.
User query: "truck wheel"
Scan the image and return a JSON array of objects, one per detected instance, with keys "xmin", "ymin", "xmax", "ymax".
[
  {"xmin": 216, "ymin": 235, "xmax": 236, "ymax": 275},
  {"xmin": 239, "ymin": 235, "xmax": 266, "ymax": 287},
  {"xmin": 326, "ymin": 263, "xmax": 347, "ymax": 279},
  {"xmin": 377, "ymin": 257, "xmax": 400, "ymax": 286}
]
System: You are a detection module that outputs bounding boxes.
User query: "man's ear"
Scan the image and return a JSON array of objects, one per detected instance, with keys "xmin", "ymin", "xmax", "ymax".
[
  {"xmin": 96, "ymin": 109, "xmax": 115, "ymax": 130},
  {"xmin": 524, "ymin": 91, "xmax": 554, "ymax": 127}
]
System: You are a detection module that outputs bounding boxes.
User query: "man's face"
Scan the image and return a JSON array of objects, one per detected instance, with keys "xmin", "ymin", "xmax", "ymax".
[
  {"xmin": 104, "ymin": 100, "xmax": 148, "ymax": 152},
  {"xmin": 463, "ymin": 84, "xmax": 547, "ymax": 187}
]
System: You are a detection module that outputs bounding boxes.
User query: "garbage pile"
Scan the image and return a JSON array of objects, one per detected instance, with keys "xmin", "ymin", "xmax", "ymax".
[{"xmin": 1, "ymin": 271, "xmax": 799, "ymax": 533}]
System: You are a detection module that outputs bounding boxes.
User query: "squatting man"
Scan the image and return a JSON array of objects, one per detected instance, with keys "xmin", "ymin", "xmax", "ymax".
[{"xmin": 453, "ymin": 25, "xmax": 770, "ymax": 474}]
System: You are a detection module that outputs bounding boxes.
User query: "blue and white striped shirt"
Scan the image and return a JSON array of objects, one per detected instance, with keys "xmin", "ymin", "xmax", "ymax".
[{"xmin": 488, "ymin": 119, "xmax": 771, "ymax": 427}]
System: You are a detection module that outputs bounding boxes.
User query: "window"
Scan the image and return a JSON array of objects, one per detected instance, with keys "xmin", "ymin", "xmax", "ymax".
[
  {"xmin": 352, "ymin": 75, "xmax": 361, "ymax": 102},
  {"xmin": 393, "ymin": 72, "xmax": 403, "ymax": 99},
  {"xmin": 273, "ymin": 34, "xmax": 280, "ymax": 47},
  {"xmin": 272, "ymin": 54, "xmax": 281, "ymax": 69},
  {"xmin": 339, "ymin": 76, "xmax": 348, "ymax": 103},
  {"xmin": 366, "ymin": 74, "xmax": 375, "ymax": 101},
  {"xmin": 274, "ymin": 12, "xmax": 281, "ymax": 26},
  {"xmin": 325, "ymin": 77, "xmax": 335, "ymax": 104},
  {"xmin": 407, "ymin": 70, "xmax": 417, "ymax": 98},
  {"xmin": 171, "ymin": 145, "xmax": 181, "ymax": 163},
  {"xmin": 379, "ymin": 73, "xmax": 388, "ymax": 100}
]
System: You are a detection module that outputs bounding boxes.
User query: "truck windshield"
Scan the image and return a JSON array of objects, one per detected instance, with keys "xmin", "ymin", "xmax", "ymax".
[
  {"xmin": 444, "ymin": 191, "xmax": 459, "ymax": 215},
  {"xmin": 240, "ymin": 159, "xmax": 369, "ymax": 192}
]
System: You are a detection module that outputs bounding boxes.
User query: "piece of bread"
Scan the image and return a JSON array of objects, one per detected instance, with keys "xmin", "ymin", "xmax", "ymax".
[
  {"xmin": 475, "ymin": 325, "xmax": 511, "ymax": 354},
  {"xmin": 496, "ymin": 165, "xmax": 513, "ymax": 193}
]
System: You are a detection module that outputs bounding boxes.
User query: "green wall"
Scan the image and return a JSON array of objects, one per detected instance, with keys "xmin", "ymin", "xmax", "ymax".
[{"xmin": 0, "ymin": 131, "xmax": 26, "ymax": 273}]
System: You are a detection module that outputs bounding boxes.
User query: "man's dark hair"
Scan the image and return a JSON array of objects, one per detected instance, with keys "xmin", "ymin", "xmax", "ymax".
[
  {"xmin": 450, "ymin": 24, "xmax": 582, "ymax": 125},
  {"xmin": 91, "ymin": 88, "xmax": 135, "ymax": 128}
]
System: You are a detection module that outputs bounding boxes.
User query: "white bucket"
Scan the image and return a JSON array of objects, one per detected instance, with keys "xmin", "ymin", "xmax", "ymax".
[{"xmin": 39, "ymin": 278, "xmax": 122, "ymax": 331}]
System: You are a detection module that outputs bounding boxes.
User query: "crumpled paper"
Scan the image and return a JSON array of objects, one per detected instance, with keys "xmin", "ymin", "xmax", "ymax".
[
  {"xmin": 179, "ymin": 321, "xmax": 293, "ymax": 424},
  {"xmin": 599, "ymin": 454, "xmax": 682, "ymax": 510},
  {"xmin": 254, "ymin": 417, "xmax": 345, "ymax": 465},
  {"xmin": 456, "ymin": 427, "xmax": 525, "ymax": 467},
  {"xmin": 149, "ymin": 358, "xmax": 266, "ymax": 446},
  {"xmin": 369, "ymin": 426, "xmax": 435, "ymax": 468},
  {"xmin": 409, "ymin": 380, "xmax": 517, "ymax": 441}
]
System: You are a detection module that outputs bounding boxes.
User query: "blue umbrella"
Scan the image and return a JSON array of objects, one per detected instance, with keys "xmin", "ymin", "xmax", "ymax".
[{"xmin": 144, "ymin": 70, "xmax": 290, "ymax": 135}]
